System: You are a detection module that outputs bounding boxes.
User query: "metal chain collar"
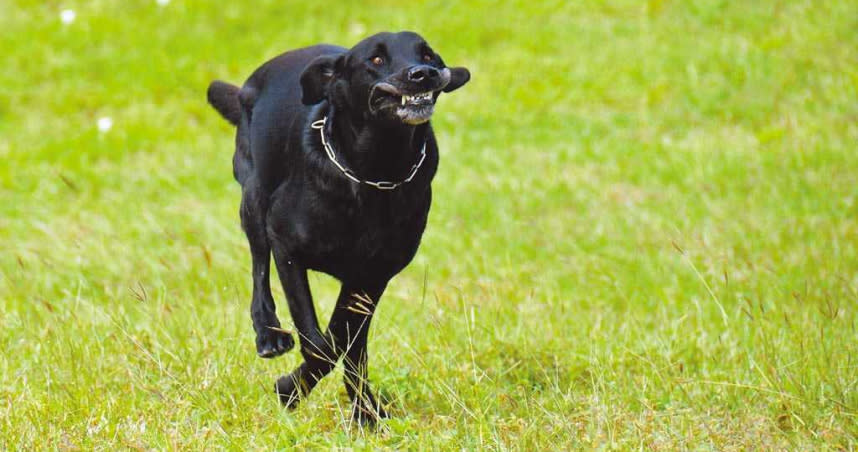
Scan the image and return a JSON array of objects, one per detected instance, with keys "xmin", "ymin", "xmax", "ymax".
[{"xmin": 311, "ymin": 117, "xmax": 427, "ymax": 190}]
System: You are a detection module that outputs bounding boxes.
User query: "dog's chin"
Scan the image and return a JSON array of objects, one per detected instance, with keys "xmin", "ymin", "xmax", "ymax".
[{"xmin": 395, "ymin": 104, "xmax": 435, "ymax": 125}]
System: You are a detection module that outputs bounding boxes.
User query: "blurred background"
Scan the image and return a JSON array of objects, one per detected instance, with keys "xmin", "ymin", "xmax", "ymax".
[{"xmin": 1, "ymin": 0, "xmax": 856, "ymax": 449}]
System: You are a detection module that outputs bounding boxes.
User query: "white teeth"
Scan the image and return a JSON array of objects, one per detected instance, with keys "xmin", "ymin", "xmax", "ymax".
[{"xmin": 400, "ymin": 92, "xmax": 432, "ymax": 105}]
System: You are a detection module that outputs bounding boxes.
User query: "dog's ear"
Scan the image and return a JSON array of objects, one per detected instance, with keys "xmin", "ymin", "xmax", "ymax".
[
  {"xmin": 443, "ymin": 67, "xmax": 470, "ymax": 93},
  {"xmin": 300, "ymin": 54, "xmax": 340, "ymax": 105}
]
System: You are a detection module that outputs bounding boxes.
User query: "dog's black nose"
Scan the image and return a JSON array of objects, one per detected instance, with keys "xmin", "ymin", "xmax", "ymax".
[{"xmin": 407, "ymin": 65, "xmax": 439, "ymax": 82}]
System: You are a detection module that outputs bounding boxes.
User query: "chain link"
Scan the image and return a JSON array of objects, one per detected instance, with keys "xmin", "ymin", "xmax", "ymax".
[{"xmin": 311, "ymin": 117, "xmax": 427, "ymax": 190}]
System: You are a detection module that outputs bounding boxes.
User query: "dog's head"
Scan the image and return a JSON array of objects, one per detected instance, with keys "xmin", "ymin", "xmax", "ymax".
[{"xmin": 300, "ymin": 31, "xmax": 470, "ymax": 125}]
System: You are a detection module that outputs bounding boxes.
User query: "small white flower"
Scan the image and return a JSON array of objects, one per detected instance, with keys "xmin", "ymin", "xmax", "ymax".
[
  {"xmin": 97, "ymin": 117, "xmax": 113, "ymax": 132},
  {"xmin": 60, "ymin": 9, "xmax": 76, "ymax": 24}
]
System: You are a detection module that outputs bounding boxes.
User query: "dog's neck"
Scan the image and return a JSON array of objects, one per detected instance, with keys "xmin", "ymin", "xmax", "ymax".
[{"xmin": 325, "ymin": 107, "xmax": 429, "ymax": 185}]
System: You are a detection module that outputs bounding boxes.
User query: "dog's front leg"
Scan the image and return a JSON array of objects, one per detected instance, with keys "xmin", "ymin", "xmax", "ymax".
[
  {"xmin": 330, "ymin": 285, "xmax": 388, "ymax": 425},
  {"xmin": 277, "ymin": 282, "xmax": 389, "ymax": 423},
  {"xmin": 270, "ymin": 247, "xmax": 337, "ymax": 407}
]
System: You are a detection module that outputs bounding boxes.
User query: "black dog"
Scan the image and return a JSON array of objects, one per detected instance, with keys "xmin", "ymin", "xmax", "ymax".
[{"xmin": 207, "ymin": 31, "xmax": 469, "ymax": 423}]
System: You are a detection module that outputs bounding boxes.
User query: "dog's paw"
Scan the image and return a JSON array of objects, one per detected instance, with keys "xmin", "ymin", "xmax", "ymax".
[
  {"xmin": 274, "ymin": 374, "xmax": 302, "ymax": 409},
  {"xmin": 256, "ymin": 327, "xmax": 295, "ymax": 358}
]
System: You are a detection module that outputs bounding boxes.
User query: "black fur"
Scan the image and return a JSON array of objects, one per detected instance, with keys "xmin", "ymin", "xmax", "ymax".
[
  {"xmin": 207, "ymin": 31, "xmax": 469, "ymax": 424},
  {"xmin": 206, "ymin": 80, "xmax": 241, "ymax": 125}
]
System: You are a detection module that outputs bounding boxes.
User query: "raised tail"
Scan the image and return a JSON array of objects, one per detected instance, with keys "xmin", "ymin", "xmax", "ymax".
[{"xmin": 207, "ymin": 80, "xmax": 241, "ymax": 126}]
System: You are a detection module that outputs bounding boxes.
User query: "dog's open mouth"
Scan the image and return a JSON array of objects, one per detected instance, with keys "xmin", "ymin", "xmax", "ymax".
[
  {"xmin": 370, "ymin": 84, "xmax": 437, "ymax": 125},
  {"xmin": 399, "ymin": 92, "xmax": 433, "ymax": 106}
]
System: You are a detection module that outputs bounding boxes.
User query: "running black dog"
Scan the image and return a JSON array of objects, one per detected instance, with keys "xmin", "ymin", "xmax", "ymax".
[{"xmin": 207, "ymin": 31, "xmax": 469, "ymax": 424}]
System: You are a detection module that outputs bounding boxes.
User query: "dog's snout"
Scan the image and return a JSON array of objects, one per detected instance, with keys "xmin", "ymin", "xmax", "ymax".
[{"xmin": 407, "ymin": 65, "xmax": 439, "ymax": 82}]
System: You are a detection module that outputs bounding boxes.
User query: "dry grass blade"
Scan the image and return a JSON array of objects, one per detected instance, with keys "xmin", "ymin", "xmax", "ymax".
[
  {"xmin": 265, "ymin": 326, "xmax": 293, "ymax": 334},
  {"xmin": 345, "ymin": 305, "xmax": 372, "ymax": 316},
  {"xmin": 351, "ymin": 291, "xmax": 376, "ymax": 305}
]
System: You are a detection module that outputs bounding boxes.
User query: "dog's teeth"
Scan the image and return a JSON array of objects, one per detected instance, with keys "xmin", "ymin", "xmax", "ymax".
[{"xmin": 399, "ymin": 93, "xmax": 432, "ymax": 106}]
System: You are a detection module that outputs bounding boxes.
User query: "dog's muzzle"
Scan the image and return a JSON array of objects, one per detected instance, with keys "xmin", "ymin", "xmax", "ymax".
[{"xmin": 369, "ymin": 67, "xmax": 452, "ymax": 124}]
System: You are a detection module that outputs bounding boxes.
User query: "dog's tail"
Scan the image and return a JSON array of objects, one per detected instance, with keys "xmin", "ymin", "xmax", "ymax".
[{"xmin": 207, "ymin": 80, "xmax": 241, "ymax": 126}]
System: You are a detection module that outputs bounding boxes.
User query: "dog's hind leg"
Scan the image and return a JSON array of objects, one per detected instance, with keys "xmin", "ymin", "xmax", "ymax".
[
  {"xmin": 241, "ymin": 177, "xmax": 294, "ymax": 358},
  {"xmin": 232, "ymin": 119, "xmax": 252, "ymax": 185}
]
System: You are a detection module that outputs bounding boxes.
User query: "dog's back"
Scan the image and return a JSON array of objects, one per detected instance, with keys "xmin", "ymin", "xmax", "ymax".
[{"xmin": 207, "ymin": 45, "xmax": 345, "ymax": 187}]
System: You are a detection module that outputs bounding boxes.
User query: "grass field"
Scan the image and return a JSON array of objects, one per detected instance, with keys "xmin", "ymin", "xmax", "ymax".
[{"xmin": 2, "ymin": 0, "xmax": 857, "ymax": 449}]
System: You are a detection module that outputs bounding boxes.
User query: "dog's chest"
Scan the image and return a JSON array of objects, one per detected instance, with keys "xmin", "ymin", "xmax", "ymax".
[{"xmin": 273, "ymin": 187, "xmax": 431, "ymax": 280}]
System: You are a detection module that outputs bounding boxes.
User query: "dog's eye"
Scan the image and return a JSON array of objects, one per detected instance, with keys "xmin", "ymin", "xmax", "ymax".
[
  {"xmin": 422, "ymin": 53, "xmax": 433, "ymax": 62},
  {"xmin": 370, "ymin": 56, "xmax": 384, "ymax": 66}
]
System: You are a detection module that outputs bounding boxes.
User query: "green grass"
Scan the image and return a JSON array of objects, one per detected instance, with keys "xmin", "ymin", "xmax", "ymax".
[{"xmin": 2, "ymin": 0, "xmax": 857, "ymax": 449}]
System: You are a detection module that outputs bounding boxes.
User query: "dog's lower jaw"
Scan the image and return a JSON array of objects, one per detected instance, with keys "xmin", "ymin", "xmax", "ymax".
[{"xmin": 396, "ymin": 105, "xmax": 434, "ymax": 125}]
